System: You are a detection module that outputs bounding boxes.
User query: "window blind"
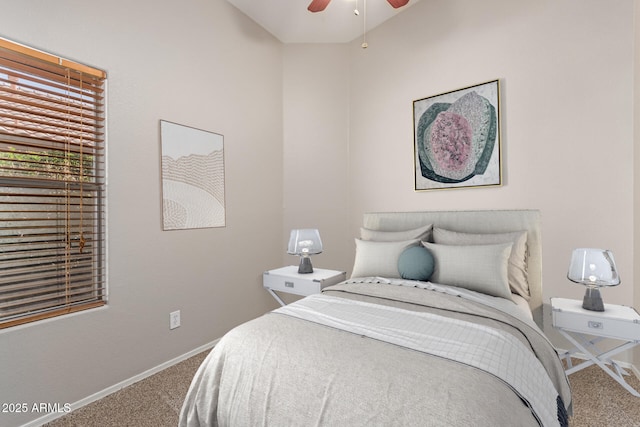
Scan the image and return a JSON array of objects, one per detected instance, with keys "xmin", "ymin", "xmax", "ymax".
[{"xmin": 0, "ymin": 38, "xmax": 107, "ymax": 329}]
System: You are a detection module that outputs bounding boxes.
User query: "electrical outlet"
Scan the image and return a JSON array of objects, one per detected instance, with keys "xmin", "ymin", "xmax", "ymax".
[{"xmin": 170, "ymin": 310, "xmax": 181, "ymax": 330}]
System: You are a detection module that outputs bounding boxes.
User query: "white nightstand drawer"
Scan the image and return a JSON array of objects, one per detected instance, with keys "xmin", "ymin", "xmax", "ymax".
[
  {"xmin": 551, "ymin": 298, "xmax": 640, "ymax": 341},
  {"xmin": 263, "ymin": 266, "xmax": 346, "ymax": 298},
  {"xmin": 264, "ymin": 273, "xmax": 321, "ymax": 296}
]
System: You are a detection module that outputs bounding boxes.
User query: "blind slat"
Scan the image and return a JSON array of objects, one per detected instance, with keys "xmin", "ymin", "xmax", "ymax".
[
  {"xmin": 0, "ymin": 134, "xmax": 104, "ymax": 156},
  {"xmin": 0, "ymin": 84, "xmax": 104, "ymax": 113},
  {"xmin": 0, "ymin": 69, "xmax": 104, "ymax": 102},
  {"xmin": 0, "ymin": 37, "xmax": 106, "ymax": 329},
  {"xmin": 1, "ymin": 292, "xmax": 106, "ymax": 319},
  {"xmin": 0, "ymin": 274, "xmax": 105, "ymax": 298},
  {"xmin": 0, "ymin": 301, "xmax": 106, "ymax": 329},
  {"xmin": 0, "ymin": 38, "xmax": 106, "ymax": 79},
  {"xmin": 0, "ymin": 93, "xmax": 104, "ymax": 126}
]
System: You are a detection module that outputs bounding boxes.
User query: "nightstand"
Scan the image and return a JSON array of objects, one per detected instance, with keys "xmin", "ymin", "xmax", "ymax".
[
  {"xmin": 551, "ymin": 297, "xmax": 640, "ymax": 397},
  {"xmin": 263, "ymin": 266, "xmax": 346, "ymax": 306}
]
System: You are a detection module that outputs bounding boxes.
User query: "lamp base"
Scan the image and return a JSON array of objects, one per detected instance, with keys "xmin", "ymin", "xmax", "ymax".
[
  {"xmin": 582, "ymin": 287, "xmax": 605, "ymax": 312},
  {"xmin": 298, "ymin": 256, "xmax": 314, "ymax": 274}
]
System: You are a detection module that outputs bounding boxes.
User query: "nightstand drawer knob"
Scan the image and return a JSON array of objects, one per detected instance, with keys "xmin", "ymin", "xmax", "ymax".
[
  {"xmin": 588, "ymin": 321, "xmax": 603, "ymax": 330},
  {"xmin": 285, "ymin": 281, "xmax": 294, "ymax": 288}
]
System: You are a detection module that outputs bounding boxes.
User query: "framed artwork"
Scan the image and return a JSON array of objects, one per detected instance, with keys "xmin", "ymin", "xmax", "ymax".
[
  {"xmin": 160, "ymin": 120, "xmax": 225, "ymax": 230},
  {"xmin": 413, "ymin": 79, "xmax": 502, "ymax": 191}
]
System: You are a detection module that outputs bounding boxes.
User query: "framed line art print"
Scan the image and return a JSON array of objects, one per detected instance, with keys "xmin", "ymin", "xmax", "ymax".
[
  {"xmin": 413, "ymin": 79, "xmax": 502, "ymax": 191},
  {"xmin": 160, "ymin": 120, "xmax": 226, "ymax": 230}
]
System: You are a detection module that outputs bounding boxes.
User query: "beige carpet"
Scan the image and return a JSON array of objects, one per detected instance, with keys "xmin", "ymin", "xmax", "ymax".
[
  {"xmin": 45, "ymin": 353, "xmax": 640, "ymax": 427},
  {"xmin": 44, "ymin": 352, "xmax": 208, "ymax": 427},
  {"xmin": 567, "ymin": 359, "xmax": 640, "ymax": 427}
]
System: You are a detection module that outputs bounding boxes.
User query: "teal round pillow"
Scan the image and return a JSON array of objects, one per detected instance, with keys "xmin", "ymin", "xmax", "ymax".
[{"xmin": 397, "ymin": 246, "xmax": 434, "ymax": 281}]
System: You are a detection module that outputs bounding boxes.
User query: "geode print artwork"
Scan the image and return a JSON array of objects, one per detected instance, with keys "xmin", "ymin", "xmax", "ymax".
[
  {"xmin": 160, "ymin": 120, "xmax": 225, "ymax": 230},
  {"xmin": 413, "ymin": 80, "xmax": 501, "ymax": 191}
]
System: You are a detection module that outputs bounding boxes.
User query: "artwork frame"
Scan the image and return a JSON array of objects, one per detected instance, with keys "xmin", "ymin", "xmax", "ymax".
[
  {"xmin": 413, "ymin": 79, "xmax": 502, "ymax": 191},
  {"xmin": 160, "ymin": 120, "xmax": 226, "ymax": 230}
]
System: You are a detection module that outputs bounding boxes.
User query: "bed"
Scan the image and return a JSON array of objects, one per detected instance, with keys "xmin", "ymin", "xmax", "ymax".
[{"xmin": 180, "ymin": 210, "xmax": 571, "ymax": 427}]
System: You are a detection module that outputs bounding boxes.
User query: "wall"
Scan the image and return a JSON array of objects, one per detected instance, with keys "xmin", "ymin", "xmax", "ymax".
[
  {"xmin": 0, "ymin": 1, "xmax": 284, "ymax": 426},
  {"xmin": 345, "ymin": 0, "xmax": 635, "ymax": 340},
  {"xmin": 282, "ymin": 44, "xmax": 352, "ymax": 282},
  {"xmin": 278, "ymin": 0, "xmax": 637, "ymax": 357}
]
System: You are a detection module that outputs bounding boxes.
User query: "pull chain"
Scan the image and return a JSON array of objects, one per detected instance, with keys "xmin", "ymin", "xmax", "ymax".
[{"xmin": 361, "ymin": 0, "xmax": 368, "ymax": 48}]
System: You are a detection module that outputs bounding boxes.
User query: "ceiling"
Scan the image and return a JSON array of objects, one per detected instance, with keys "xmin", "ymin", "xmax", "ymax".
[{"xmin": 226, "ymin": 0, "xmax": 423, "ymax": 44}]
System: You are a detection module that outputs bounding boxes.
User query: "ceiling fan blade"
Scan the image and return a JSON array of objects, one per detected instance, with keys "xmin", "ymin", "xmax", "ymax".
[
  {"xmin": 386, "ymin": 0, "xmax": 410, "ymax": 8},
  {"xmin": 308, "ymin": 0, "xmax": 331, "ymax": 13}
]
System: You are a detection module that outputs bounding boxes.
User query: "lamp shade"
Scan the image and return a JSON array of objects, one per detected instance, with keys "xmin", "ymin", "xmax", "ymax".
[
  {"xmin": 568, "ymin": 248, "xmax": 620, "ymax": 287},
  {"xmin": 287, "ymin": 229, "xmax": 323, "ymax": 256}
]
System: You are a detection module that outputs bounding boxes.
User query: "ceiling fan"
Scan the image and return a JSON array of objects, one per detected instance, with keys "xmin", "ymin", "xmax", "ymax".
[{"xmin": 308, "ymin": 0, "xmax": 410, "ymax": 13}]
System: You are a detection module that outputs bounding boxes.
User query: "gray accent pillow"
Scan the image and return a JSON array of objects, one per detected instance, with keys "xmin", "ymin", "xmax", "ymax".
[
  {"xmin": 360, "ymin": 223, "xmax": 432, "ymax": 242},
  {"xmin": 351, "ymin": 239, "xmax": 420, "ymax": 279},
  {"xmin": 397, "ymin": 246, "xmax": 435, "ymax": 281},
  {"xmin": 422, "ymin": 242, "xmax": 513, "ymax": 301},
  {"xmin": 433, "ymin": 228, "xmax": 529, "ymax": 300}
]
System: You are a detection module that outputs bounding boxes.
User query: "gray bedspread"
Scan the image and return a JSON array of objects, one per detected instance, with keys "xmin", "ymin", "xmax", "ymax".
[{"xmin": 179, "ymin": 280, "xmax": 571, "ymax": 427}]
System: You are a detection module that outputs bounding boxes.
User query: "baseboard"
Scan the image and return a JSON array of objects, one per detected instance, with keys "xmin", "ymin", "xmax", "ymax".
[{"xmin": 22, "ymin": 339, "xmax": 219, "ymax": 427}]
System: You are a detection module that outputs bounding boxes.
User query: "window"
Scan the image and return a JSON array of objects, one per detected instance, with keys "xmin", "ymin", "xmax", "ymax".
[{"xmin": 0, "ymin": 38, "xmax": 107, "ymax": 329}]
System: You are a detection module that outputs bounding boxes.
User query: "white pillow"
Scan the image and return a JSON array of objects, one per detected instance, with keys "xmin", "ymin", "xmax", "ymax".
[
  {"xmin": 433, "ymin": 228, "xmax": 529, "ymax": 300},
  {"xmin": 351, "ymin": 239, "xmax": 420, "ymax": 279},
  {"xmin": 360, "ymin": 223, "xmax": 432, "ymax": 242},
  {"xmin": 422, "ymin": 242, "xmax": 513, "ymax": 301}
]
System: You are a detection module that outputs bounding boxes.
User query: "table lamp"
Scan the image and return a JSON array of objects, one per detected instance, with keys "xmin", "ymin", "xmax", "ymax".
[
  {"xmin": 567, "ymin": 248, "xmax": 620, "ymax": 311},
  {"xmin": 288, "ymin": 229, "xmax": 323, "ymax": 274}
]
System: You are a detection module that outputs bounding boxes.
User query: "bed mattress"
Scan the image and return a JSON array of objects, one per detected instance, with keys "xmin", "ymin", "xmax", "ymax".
[{"xmin": 179, "ymin": 279, "xmax": 571, "ymax": 427}]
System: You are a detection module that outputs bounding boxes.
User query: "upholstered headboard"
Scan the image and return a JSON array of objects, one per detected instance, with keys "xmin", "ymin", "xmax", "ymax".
[{"xmin": 362, "ymin": 210, "xmax": 543, "ymax": 327}]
